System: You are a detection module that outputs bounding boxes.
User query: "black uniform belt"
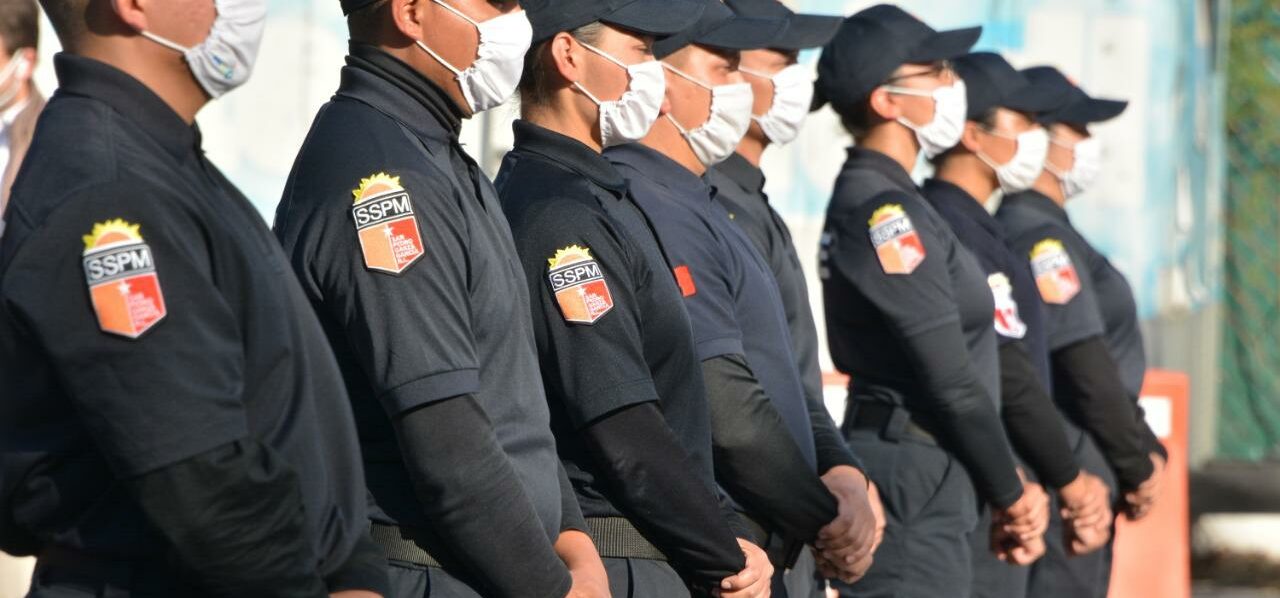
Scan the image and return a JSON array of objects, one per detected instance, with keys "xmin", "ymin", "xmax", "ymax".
[
  {"xmin": 586, "ymin": 516, "xmax": 667, "ymax": 561},
  {"xmin": 370, "ymin": 522, "xmax": 443, "ymax": 568},
  {"xmin": 35, "ymin": 546, "xmax": 193, "ymax": 594},
  {"xmin": 741, "ymin": 514, "xmax": 804, "ymax": 570},
  {"xmin": 847, "ymin": 401, "xmax": 937, "ymax": 445}
]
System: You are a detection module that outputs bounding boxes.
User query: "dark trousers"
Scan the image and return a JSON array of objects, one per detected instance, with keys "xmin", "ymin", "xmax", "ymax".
[
  {"xmin": 832, "ymin": 430, "xmax": 980, "ymax": 598},
  {"xmin": 385, "ymin": 560, "xmax": 485, "ymax": 598},
  {"xmin": 1026, "ymin": 434, "xmax": 1117, "ymax": 598},
  {"xmin": 27, "ymin": 554, "xmax": 199, "ymax": 598},
  {"xmin": 776, "ymin": 548, "xmax": 826, "ymax": 598},
  {"xmin": 602, "ymin": 557, "xmax": 690, "ymax": 598}
]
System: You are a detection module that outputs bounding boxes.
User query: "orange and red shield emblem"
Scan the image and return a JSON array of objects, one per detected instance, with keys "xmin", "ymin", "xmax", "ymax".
[
  {"xmin": 547, "ymin": 245, "xmax": 614, "ymax": 324},
  {"xmin": 868, "ymin": 204, "xmax": 925, "ymax": 275},
  {"xmin": 988, "ymin": 272, "xmax": 1027, "ymax": 339},
  {"xmin": 81, "ymin": 219, "xmax": 167, "ymax": 339},
  {"xmin": 351, "ymin": 173, "xmax": 425, "ymax": 275},
  {"xmin": 1030, "ymin": 239, "xmax": 1081, "ymax": 305}
]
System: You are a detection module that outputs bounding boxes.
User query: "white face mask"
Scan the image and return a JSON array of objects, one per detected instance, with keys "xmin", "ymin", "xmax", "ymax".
[
  {"xmin": 884, "ymin": 79, "xmax": 968, "ymax": 159},
  {"xmin": 1044, "ymin": 136, "xmax": 1102, "ymax": 198},
  {"xmin": 135, "ymin": 0, "xmax": 266, "ymax": 99},
  {"xmin": 0, "ymin": 50, "xmax": 31, "ymax": 110},
  {"xmin": 662, "ymin": 63, "xmax": 754, "ymax": 167},
  {"xmin": 740, "ymin": 63, "xmax": 814, "ymax": 145},
  {"xmin": 573, "ymin": 42, "xmax": 665, "ymax": 148},
  {"xmin": 415, "ymin": 0, "xmax": 532, "ymax": 114},
  {"xmin": 976, "ymin": 127, "xmax": 1049, "ymax": 193}
]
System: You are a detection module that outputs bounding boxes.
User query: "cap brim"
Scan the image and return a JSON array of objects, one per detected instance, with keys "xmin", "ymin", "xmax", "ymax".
[
  {"xmin": 697, "ymin": 16, "xmax": 788, "ymax": 51},
  {"xmin": 768, "ymin": 14, "xmax": 843, "ymax": 50},
  {"xmin": 604, "ymin": 0, "xmax": 707, "ymax": 37},
  {"xmin": 906, "ymin": 26, "xmax": 982, "ymax": 63},
  {"xmin": 1048, "ymin": 97, "xmax": 1129, "ymax": 125}
]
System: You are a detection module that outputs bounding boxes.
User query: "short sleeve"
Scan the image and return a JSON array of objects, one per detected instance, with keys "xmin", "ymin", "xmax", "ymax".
[
  {"xmin": 1, "ymin": 186, "xmax": 247, "ymax": 477},
  {"xmin": 298, "ymin": 165, "xmax": 480, "ymax": 417},
  {"xmin": 655, "ymin": 209, "xmax": 744, "ymax": 361},
  {"xmin": 824, "ymin": 192, "xmax": 960, "ymax": 339},
  {"xmin": 1008, "ymin": 226, "xmax": 1105, "ymax": 351},
  {"xmin": 511, "ymin": 200, "xmax": 658, "ymax": 428}
]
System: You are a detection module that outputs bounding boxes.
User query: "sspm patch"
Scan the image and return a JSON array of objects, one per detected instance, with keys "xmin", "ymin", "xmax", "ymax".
[
  {"xmin": 82, "ymin": 219, "xmax": 167, "ymax": 339},
  {"xmin": 351, "ymin": 172, "xmax": 425, "ymax": 275},
  {"xmin": 868, "ymin": 203, "xmax": 925, "ymax": 275},
  {"xmin": 547, "ymin": 245, "xmax": 614, "ymax": 324},
  {"xmin": 1030, "ymin": 239, "xmax": 1080, "ymax": 305}
]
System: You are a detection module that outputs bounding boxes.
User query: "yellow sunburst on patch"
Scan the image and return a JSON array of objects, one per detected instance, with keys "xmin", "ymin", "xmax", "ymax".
[
  {"xmin": 352, "ymin": 172, "xmax": 403, "ymax": 203},
  {"xmin": 82, "ymin": 218, "xmax": 142, "ymax": 250},
  {"xmin": 868, "ymin": 203, "xmax": 906, "ymax": 226},
  {"xmin": 547, "ymin": 244, "xmax": 593, "ymax": 268},
  {"xmin": 1031, "ymin": 238, "xmax": 1066, "ymax": 258}
]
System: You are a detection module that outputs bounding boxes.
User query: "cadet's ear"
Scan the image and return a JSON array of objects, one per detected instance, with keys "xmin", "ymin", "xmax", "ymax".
[
  {"xmin": 112, "ymin": 0, "xmax": 148, "ymax": 32},
  {"xmin": 867, "ymin": 86, "xmax": 900, "ymax": 121},
  {"xmin": 390, "ymin": 0, "xmax": 425, "ymax": 42},
  {"xmin": 548, "ymin": 32, "xmax": 582, "ymax": 84},
  {"xmin": 959, "ymin": 121, "xmax": 984, "ymax": 153}
]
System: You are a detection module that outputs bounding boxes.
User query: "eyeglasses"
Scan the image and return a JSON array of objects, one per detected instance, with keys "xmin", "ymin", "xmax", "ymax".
[{"xmin": 882, "ymin": 60, "xmax": 953, "ymax": 85}]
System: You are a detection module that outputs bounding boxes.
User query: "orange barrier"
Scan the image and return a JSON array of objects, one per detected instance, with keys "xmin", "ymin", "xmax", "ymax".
[{"xmin": 1109, "ymin": 369, "xmax": 1191, "ymax": 598}]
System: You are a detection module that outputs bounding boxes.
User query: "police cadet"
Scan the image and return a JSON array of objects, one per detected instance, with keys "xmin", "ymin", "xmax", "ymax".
[
  {"xmin": 605, "ymin": 3, "xmax": 881, "ymax": 597},
  {"xmin": 921, "ymin": 52, "xmax": 1117, "ymax": 598},
  {"xmin": 273, "ymin": 1, "xmax": 608, "ymax": 597},
  {"xmin": 494, "ymin": 2, "xmax": 777, "ymax": 596},
  {"xmin": 0, "ymin": 0, "xmax": 390, "ymax": 596},
  {"xmin": 812, "ymin": 6, "xmax": 1054, "ymax": 597},
  {"xmin": 996, "ymin": 66, "xmax": 1168, "ymax": 598}
]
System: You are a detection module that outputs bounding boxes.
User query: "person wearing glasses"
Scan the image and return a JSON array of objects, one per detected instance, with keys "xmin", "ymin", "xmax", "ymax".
[
  {"xmin": 812, "ymin": 6, "xmax": 1050, "ymax": 596},
  {"xmin": 920, "ymin": 52, "xmax": 1116, "ymax": 598},
  {"xmin": 495, "ymin": 0, "xmax": 775, "ymax": 596},
  {"xmin": 996, "ymin": 66, "xmax": 1167, "ymax": 598}
]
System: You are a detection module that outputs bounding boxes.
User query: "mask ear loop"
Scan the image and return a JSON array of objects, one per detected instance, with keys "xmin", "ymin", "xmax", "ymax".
[
  {"xmin": 738, "ymin": 66, "xmax": 776, "ymax": 120},
  {"xmin": 415, "ymin": 0, "xmax": 483, "ymax": 77}
]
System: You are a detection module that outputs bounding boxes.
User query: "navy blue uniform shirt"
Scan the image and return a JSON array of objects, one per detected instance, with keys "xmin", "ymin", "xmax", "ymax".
[
  {"xmin": 0, "ymin": 54, "xmax": 369, "ymax": 574},
  {"xmin": 273, "ymin": 46, "xmax": 562, "ymax": 539},
  {"xmin": 607, "ymin": 143, "xmax": 817, "ymax": 469},
  {"xmin": 494, "ymin": 120, "xmax": 720, "ymax": 520},
  {"xmin": 996, "ymin": 190, "xmax": 1147, "ymax": 397}
]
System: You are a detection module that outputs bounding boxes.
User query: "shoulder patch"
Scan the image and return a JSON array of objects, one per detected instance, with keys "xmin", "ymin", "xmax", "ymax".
[
  {"xmin": 673, "ymin": 265, "xmax": 697, "ymax": 297},
  {"xmin": 988, "ymin": 272, "xmax": 1027, "ymax": 339},
  {"xmin": 351, "ymin": 172, "xmax": 425, "ymax": 275},
  {"xmin": 82, "ymin": 219, "xmax": 167, "ymax": 339},
  {"xmin": 868, "ymin": 203, "xmax": 925, "ymax": 274},
  {"xmin": 1029, "ymin": 239, "xmax": 1080, "ymax": 305},
  {"xmin": 548, "ymin": 245, "xmax": 614, "ymax": 324}
]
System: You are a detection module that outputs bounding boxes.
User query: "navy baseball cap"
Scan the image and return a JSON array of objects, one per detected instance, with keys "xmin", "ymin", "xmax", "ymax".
[
  {"xmin": 653, "ymin": 0, "xmax": 787, "ymax": 59},
  {"xmin": 814, "ymin": 4, "xmax": 981, "ymax": 112},
  {"xmin": 724, "ymin": 0, "xmax": 843, "ymax": 50},
  {"xmin": 340, "ymin": 0, "xmax": 379, "ymax": 15},
  {"xmin": 952, "ymin": 52, "xmax": 1063, "ymax": 120},
  {"xmin": 525, "ymin": 0, "xmax": 708, "ymax": 44},
  {"xmin": 1022, "ymin": 66, "xmax": 1128, "ymax": 126}
]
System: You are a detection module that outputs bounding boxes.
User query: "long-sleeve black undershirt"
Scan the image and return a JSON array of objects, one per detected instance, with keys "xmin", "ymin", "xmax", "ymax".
[
  {"xmin": 394, "ymin": 394, "xmax": 571, "ymax": 598},
  {"xmin": 998, "ymin": 341, "xmax": 1081, "ymax": 490},
  {"xmin": 702, "ymin": 354, "xmax": 838, "ymax": 541},
  {"xmin": 1051, "ymin": 336, "xmax": 1156, "ymax": 492},
  {"xmin": 583, "ymin": 401, "xmax": 746, "ymax": 591}
]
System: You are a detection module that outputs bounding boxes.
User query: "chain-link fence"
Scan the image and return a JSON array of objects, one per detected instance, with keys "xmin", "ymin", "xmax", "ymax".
[{"xmin": 1220, "ymin": 0, "xmax": 1280, "ymax": 461}]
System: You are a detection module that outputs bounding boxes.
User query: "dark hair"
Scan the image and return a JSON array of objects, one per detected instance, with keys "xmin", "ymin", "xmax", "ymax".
[
  {"xmin": 834, "ymin": 96, "xmax": 877, "ymax": 139},
  {"xmin": 347, "ymin": 0, "xmax": 391, "ymax": 41},
  {"xmin": 0, "ymin": 0, "xmax": 38, "ymax": 54},
  {"xmin": 517, "ymin": 22, "xmax": 604, "ymax": 108},
  {"xmin": 930, "ymin": 107, "xmax": 1000, "ymax": 164}
]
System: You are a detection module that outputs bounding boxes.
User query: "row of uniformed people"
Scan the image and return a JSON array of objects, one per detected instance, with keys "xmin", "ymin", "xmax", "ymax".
[
  {"xmin": 0, "ymin": 0, "xmax": 1164, "ymax": 597},
  {"xmin": 812, "ymin": 7, "xmax": 1168, "ymax": 598}
]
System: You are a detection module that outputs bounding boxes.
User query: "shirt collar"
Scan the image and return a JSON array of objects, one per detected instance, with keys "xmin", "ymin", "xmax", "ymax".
[
  {"xmin": 509, "ymin": 120, "xmax": 627, "ymax": 194},
  {"xmin": 842, "ymin": 146, "xmax": 917, "ymax": 192},
  {"xmin": 712, "ymin": 152, "xmax": 766, "ymax": 197},
  {"xmin": 1001, "ymin": 189, "xmax": 1070, "ymax": 224},
  {"xmin": 605, "ymin": 143, "xmax": 711, "ymax": 203},
  {"xmin": 921, "ymin": 178, "xmax": 1003, "ymax": 236},
  {"xmin": 53, "ymin": 53, "xmax": 197, "ymax": 159},
  {"xmin": 338, "ymin": 43, "xmax": 464, "ymax": 144}
]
